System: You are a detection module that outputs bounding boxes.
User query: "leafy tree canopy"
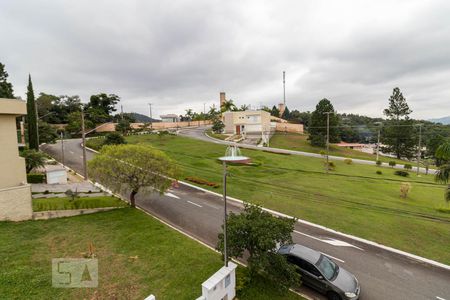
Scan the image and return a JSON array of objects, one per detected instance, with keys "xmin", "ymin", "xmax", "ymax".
[
  {"xmin": 217, "ymin": 203, "xmax": 300, "ymax": 291},
  {"xmin": 308, "ymin": 98, "xmax": 340, "ymax": 147},
  {"xmin": 88, "ymin": 144, "xmax": 178, "ymax": 207},
  {"xmin": 0, "ymin": 62, "xmax": 15, "ymax": 98},
  {"xmin": 20, "ymin": 149, "xmax": 46, "ymax": 173}
]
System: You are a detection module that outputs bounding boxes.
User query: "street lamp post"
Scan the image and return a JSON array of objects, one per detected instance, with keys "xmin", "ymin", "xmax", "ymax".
[
  {"xmin": 81, "ymin": 108, "xmax": 88, "ymax": 179},
  {"xmin": 218, "ymin": 146, "xmax": 250, "ymax": 267},
  {"xmin": 60, "ymin": 131, "xmax": 65, "ymax": 167}
]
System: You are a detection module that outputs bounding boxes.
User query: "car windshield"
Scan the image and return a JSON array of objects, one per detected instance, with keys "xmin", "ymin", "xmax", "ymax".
[{"xmin": 316, "ymin": 255, "xmax": 338, "ymax": 280}]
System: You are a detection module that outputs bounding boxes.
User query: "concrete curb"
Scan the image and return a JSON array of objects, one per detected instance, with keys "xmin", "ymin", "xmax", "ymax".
[{"xmin": 83, "ymin": 142, "xmax": 450, "ymax": 270}]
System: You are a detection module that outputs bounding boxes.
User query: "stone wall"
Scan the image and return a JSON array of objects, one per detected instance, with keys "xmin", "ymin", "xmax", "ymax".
[
  {"xmin": 0, "ymin": 185, "xmax": 32, "ymax": 221},
  {"xmin": 275, "ymin": 122, "xmax": 304, "ymax": 134},
  {"xmin": 95, "ymin": 120, "xmax": 211, "ymax": 133}
]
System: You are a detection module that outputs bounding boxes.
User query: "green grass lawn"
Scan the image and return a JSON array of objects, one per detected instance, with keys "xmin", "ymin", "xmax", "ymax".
[
  {"xmin": 269, "ymin": 132, "xmax": 411, "ymax": 164},
  {"xmin": 124, "ymin": 134, "xmax": 450, "ymax": 265},
  {"xmin": 205, "ymin": 129, "xmax": 229, "ymax": 140},
  {"xmin": 32, "ymin": 196, "xmax": 128, "ymax": 211},
  {"xmin": 0, "ymin": 209, "xmax": 304, "ymax": 300}
]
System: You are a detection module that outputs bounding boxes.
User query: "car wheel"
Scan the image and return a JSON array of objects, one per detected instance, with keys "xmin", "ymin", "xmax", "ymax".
[{"xmin": 327, "ymin": 291, "xmax": 342, "ymax": 300}]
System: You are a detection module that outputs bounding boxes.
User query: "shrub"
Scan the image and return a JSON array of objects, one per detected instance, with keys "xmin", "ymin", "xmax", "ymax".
[
  {"xmin": 319, "ymin": 150, "xmax": 326, "ymax": 156},
  {"xmin": 43, "ymin": 190, "xmax": 50, "ymax": 194},
  {"xmin": 324, "ymin": 161, "xmax": 335, "ymax": 171},
  {"xmin": 212, "ymin": 118, "xmax": 225, "ymax": 134},
  {"xmin": 376, "ymin": 170, "xmax": 382, "ymax": 175},
  {"xmin": 104, "ymin": 132, "xmax": 126, "ymax": 145},
  {"xmin": 65, "ymin": 189, "xmax": 80, "ymax": 201},
  {"xmin": 235, "ymin": 267, "xmax": 251, "ymax": 294},
  {"xmin": 394, "ymin": 170, "xmax": 410, "ymax": 177},
  {"xmin": 86, "ymin": 137, "xmax": 105, "ymax": 151},
  {"xmin": 27, "ymin": 173, "xmax": 45, "ymax": 183},
  {"xmin": 404, "ymin": 164, "xmax": 412, "ymax": 170},
  {"xmin": 376, "ymin": 160, "xmax": 382, "ymax": 166},
  {"xmin": 344, "ymin": 158, "xmax": 353, "ymax": 165},
  {"xmin": 389, "ymin": 161, "xmax": 396, "ymax": 167},
  {"xmin": 185, "ymin": 176, "xmax": 220, "ymax": 188},
  {"xmin": 400, "ymin": 182, "xmax": 411, "ymax": 198}
]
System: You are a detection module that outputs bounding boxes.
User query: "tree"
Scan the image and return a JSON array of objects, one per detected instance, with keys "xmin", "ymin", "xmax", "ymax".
[
  {"xmin": 104, "ymin": 132, "xmax": 126, "ymax": 145},
  {"xmin": 115, "ymin": 118, "xmax": 132, "ymax": 134},
  {"xmin": 212, "ymin": 117, "xmax": 225, "ymax": 133},
  {"xmin": 21, "ymin": 149, "xmax": 46, "ymax": 173},
  {"xmin": 221, "ymin": 99, "xmax": 237, "ymax": 112},
  {"xmin": 66, "ymin": 111, "xmax": 94, "ymax": 134},
  {"xmin": 434, "ymin": 142, "xmax": 450, "ymax": 204},
  {"xmin": 207, "ymin": 106, "xmax": 220, "ymax": 120},
  {"xmin": 38, "ymin": 121, "xmax": 58, "ymax": 143},
  {"xmin": 381, "ymin": 88, "xmax": 416, "ymax": 159},
  {"xmin": 87, "ymin": 93, "xmax": 120, "ymax": 117},
  {"xmin": 88, "ymin": 145, "xmax": 178, "ymax": 207},
  {"xmin": 308, "ymin": 99, "xmax": 340, "ymax": 147},
  {"xmin": 26, "ymin": 75, "xmax": 39, "ymax": 150},
  {"xmin": 239, "ymin": 104, "xmax": 250, "ymax": 111},
  {"xmin": 217, "ymin": 203, "xmax": 300, "ymax": 291},
  {"xmin": 426, "ymin": 135, "xmax": 446, "ymax": 165},
  {"xmin": 270, "ymin": 105, "xmax": 280, "ymax": 117},
  {"xmin": 0, "ymin": 62, "xmax": 15, "ymax": 98},
  {"xmin": 281, "ymin": 106, "xmax": 291, "ymax": 120}
]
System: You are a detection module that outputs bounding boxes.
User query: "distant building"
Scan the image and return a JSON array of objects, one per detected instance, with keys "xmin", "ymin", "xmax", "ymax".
[
  {"xmin": 0, "ymin": 98, "xmax": 32, "ymax": 221},
  {"xmin": 160, "ymin": 114, "xmax": 180, "ymax": 123},
  {"xmin": 222, "ymin": 110, "xmax": 271, "ymax": 135},
  {"xmin": 278, "ymin": 103, "xmax": 286, "ymax": 117},
  {"xmin": 220, "ymin": 92, "xmax": 226, "ymax": 108}
]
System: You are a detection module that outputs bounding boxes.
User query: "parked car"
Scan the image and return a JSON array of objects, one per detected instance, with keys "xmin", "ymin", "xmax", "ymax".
[{"xmin": 278, "ymin": 244, "xmax": 360, "ymax": 300}]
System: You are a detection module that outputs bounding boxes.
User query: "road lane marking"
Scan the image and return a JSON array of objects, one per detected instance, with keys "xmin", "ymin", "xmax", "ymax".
[
  {"xmin": 187, "ymin": 200, "xmax": 202, "ymax": 208},
  {"xmin": 320, "ymin": 252, "xmax": 345, "ymax": 263},
  {"xmin": 165, "ymin": 192, "xmax": 180, "ymax": 199},
  {"xmin": 436, "ymin": 297, "xmax": 447, "ymax": 300},
  {"xmin": 294, "ymin": 231, "xmax": 364, "ymax": 251}
]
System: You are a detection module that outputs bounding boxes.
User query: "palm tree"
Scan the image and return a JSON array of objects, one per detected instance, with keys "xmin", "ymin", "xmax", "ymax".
[
  {"xmin": 221, "ymin": 99, "xmax": 237, "ymax": 112},
  {"xmin": 434, "ymin": 142, "xmax": 450, "ymax": 204},
  {"xmin": 239, "ymin": 104, "xmax": 250, "ymax": 111}
]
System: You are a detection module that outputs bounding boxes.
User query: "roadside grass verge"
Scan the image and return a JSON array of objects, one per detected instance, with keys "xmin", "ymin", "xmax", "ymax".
[
  {"xmin": 269, "ymin": 132, "xmax": 411, "ymax": 164},
  {"xmin": 125, "ymin": 133, "xmax": 450, "ymax": 265},
  {"xmin": 205, "ymin": 129, "xmax": 229, "ymax": 140},
  {"xmin": 32, "ymin": 196, "xmax": 127, "ymax": 211},
  {"xmin": 0, "ymin": 208, "xmax": 304, "ymax": 300}
]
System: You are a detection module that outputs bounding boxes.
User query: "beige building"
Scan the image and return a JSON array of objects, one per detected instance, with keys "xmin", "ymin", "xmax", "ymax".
[
  {"xmin": 0, "ymin": 98, "xmax": 32, "ymax": 221},
  {"xmin": 222, "ymin": 110, "xmax": 271, "ymax": 134}
]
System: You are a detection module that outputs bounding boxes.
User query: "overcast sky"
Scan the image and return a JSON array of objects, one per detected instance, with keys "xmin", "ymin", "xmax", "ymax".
[{"xmin": 1, "ymin": 0, "xmax": 450, "ymax": 119}]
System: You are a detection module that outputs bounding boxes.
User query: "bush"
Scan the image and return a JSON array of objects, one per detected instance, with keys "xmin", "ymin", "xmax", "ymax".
[
  {"xmin": 235, "ymin": 267, "xmax": 251, "ymax": 294},
  {"xmin": 389, "ymin": 161, "xmax": 396, "ymax": 167},
  {"xmin": 394, "ymin": 170, "xmax": 410, "ymax": 177},
  {"xmin": 212, "ymin": 117, "xmax": 225, "ymax": 134},
  {"xmin": 404, "ymin": 164, "xmax": 412, "ymax": 170},
  {"xmin": 85, "ymin": 137, "xmax": 105, "ymax": 151},
  {"xmin": 324, "ymin": 161, "xmax": 335, "ymax": 171},
  {"xmin": 104, "ymin": 132, "xmax": 126, "ymax": 145},
  {"xmin": 376, "ymin": 170, "xmax": 382, "ymax": 175},
  {"xmin": 27, "ymin": 173, "xmax": 45, "ymax": 183},
  {"xmin": 344, "ymin": 158, "xmax": 352, "ymax": 165},
  {"xmin": 400, "ymin": 182, "xmax": 411, "ymax": 198},
  {"xmin": 319, "ymin": 150, "xmax": 326, "ymax": 156},
  {"xmin": 185, "ymin": 176, "xmax": 220, "ymax": 188},
  {"xmin": 376, "ymin": 160, "xmax": 382, "ymax": 166}
]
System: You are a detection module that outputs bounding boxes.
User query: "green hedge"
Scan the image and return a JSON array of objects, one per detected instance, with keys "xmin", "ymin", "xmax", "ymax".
[{"xmin": 27, "ymin": 173, "xmax": 45, "ymax": 183}]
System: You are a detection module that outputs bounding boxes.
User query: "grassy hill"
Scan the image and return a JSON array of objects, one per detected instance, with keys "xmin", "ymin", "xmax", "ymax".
[{"xmin": 125, "ymin": 133, "xmax": 450, "ymax": 265}]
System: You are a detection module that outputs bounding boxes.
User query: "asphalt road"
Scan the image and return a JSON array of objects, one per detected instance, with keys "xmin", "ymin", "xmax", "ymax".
[
  {"xmin": 178, "ymin": 126, "xmax": 437, "ymax": 175},
  {"xmin": 41, "ymin": 139, "xmax": 450, "ymax": 300}
]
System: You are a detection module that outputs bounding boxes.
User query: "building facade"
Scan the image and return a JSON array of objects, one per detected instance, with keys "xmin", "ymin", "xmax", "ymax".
[
  {"xmin": 0, "ymin": 98, "xmax": 32, "ymax": 221},
  {"xmin": 160, "ymin": 114, "xmax": 180, "ymax": 123},
  {"xmin": 222, "ymin": 110, "xmax": 271, "ymax": 134}
]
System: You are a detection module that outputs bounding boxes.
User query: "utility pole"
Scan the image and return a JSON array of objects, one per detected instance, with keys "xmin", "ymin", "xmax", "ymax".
[
  {"xmin": 81, "ymin": 108, "xmax": 88, "ymax": 180},
  {"xmin": 374, "ymin": 122, "xmax": 382, "ymax": 162},
  {"xmin": 120, "ymin": 105, "xmax": 124, "ymax": 120},
  {"xmin": 283, "ymin": 71, "xmax": 286, "ymax": 105},
  {"xmin": 417, "ymin": 123, "xmax": 423, "ymax": 175},
  {"xmin": 203, "ymin": 103, "xmax": 206, "ymax": 115},
  {"xmin": 60, "ymin": 131, "xmax": 65, "ymax": 167},
  {"xmin": 324, "ymin": 111, "xmax": 333, "ymax": 174},
  {"xmin": 222, "ymin": 161, "xmax": 228, "ymax": 267},
  {"xmin": 148, "ymin": 103, "xmax": 153, "ymax": 129}
]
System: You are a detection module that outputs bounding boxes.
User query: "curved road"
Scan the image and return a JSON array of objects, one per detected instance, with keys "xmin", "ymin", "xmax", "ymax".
[
  {"xmin": 41, "ymin": 139, "xmax": 450, "ymax": 300},
  {"xmin": 178, "ymin": 126, "xmax": 436, "ymax": 175}
]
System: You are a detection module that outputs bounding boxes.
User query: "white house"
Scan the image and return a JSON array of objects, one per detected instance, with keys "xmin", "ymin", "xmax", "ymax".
[{"xmin": 222, "ymin": 110, "xmax": 271, "ymax": 135}]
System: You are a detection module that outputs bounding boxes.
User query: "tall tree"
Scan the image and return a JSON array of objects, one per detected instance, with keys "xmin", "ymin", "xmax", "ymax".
[
  {"xmin": 26, "ymin": 75, "xmax": 39, "ymax": 150},
  {"xmin": 281, "ymin": 106, "xmax": 291, "ymax": 120},
  {"xmin": 86, "ymin": 93, "xmax": 120, "ymax": 124},
  {"xmin": 270, "ymin": 105, "xmax": 280, "ymax": 117},
  {"xmin": 381, "ymin": 87, "xmax": 416, "ymax": 159},
  {"xmin": 308, "ymin": 99, "xmax": 340, "ymax": 147},
  {"xmin": 220, "ymin": 99, "xmax": 237, "ymax": 112},
  {"xmin": 88, "ymin": 144, "xmax": 178, "ymax": 207},
  {"xmin": 0, "ymin": 62, "xmax": 15, "ymax": 98}
]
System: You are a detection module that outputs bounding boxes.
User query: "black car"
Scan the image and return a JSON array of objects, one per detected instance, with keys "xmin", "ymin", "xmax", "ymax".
[{"xmin": 278, "ymin": 244, "xmax": 360, "ymax": 300}]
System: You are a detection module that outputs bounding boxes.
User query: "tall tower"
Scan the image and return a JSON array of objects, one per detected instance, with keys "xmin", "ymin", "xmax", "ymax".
[{"xmin": 220, "ymin": 92, "xmax": 226, "ymax": 108}]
